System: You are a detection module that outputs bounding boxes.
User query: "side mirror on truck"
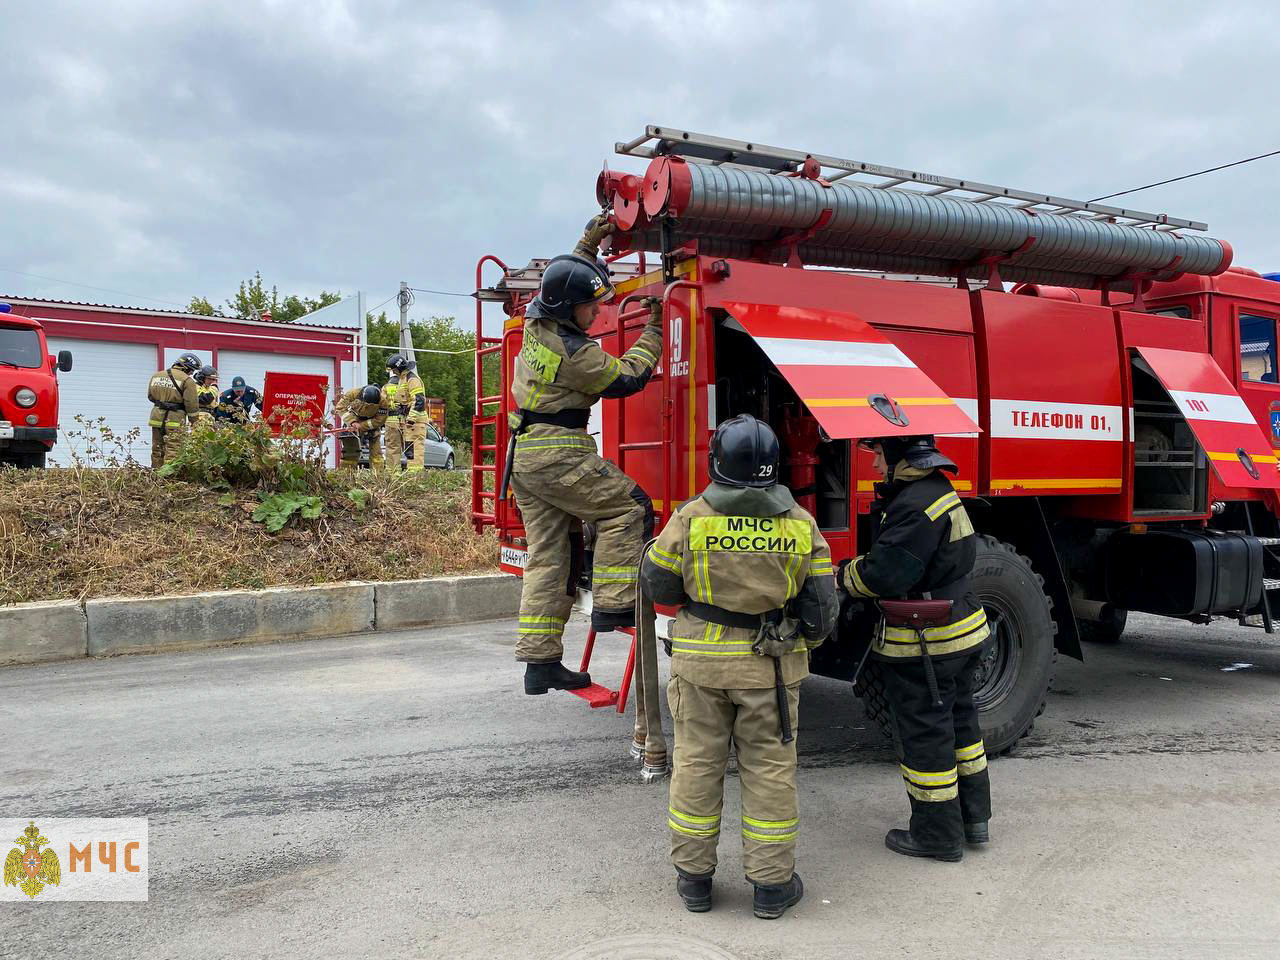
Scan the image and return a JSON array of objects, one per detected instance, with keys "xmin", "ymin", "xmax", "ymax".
[{"xmin": 57, "ymin": 350, "xmax": 73, "ymax": 372}]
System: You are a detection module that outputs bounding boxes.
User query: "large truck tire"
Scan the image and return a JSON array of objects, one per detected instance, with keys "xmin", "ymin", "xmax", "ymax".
[
  {"xmin": 852, "ymin": 535, "xmax": 1057, "ymax": 755},
  {"xmin": 1078, "ymin": 607, "xmax": 1127, "ymax": 644},
  {"xmin": 2, "ymin": 450, "xmax": 46, "ymax": 469}
]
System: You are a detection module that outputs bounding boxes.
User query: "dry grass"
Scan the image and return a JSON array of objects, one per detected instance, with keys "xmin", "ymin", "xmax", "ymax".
[{"xmin": 0, "ymin": 466, "xmax": 496, "ymax": 605}]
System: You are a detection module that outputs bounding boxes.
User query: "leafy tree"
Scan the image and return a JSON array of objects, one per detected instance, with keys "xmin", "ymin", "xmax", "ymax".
[
  {"xmin": 366, "ymin": 313, "xmax": 477, "ymax": 441},
  {"xmin": 187, "ymin": 295, "xmax": 220, "ymax": 316},
  {"xmin": 187, "ymin": 272, "xmax": 341, "ymax": 322}
]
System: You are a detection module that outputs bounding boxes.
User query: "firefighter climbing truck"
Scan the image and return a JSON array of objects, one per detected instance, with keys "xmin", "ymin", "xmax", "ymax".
[{"xmin": 472, "ymin": 126, "xmax": 1280, "ymax": 753}]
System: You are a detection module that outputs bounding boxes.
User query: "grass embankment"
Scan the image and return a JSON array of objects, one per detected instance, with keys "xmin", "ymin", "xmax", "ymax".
[{"xmin": 0, "ymin": 467, "xmax": 496, "ymax": 606}]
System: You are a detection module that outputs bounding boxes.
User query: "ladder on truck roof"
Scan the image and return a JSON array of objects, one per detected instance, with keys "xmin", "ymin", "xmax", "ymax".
[{"xmin": 616, "ymin": 124, "xmax": 1208, "ymax": 233}]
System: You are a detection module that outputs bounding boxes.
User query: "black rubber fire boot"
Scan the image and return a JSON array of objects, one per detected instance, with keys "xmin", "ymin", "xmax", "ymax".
[
  {"xmin": 523, "ymin": 661, "xmax": 591, "ymax": 695},
  {"xmin": 591, "ymin": 608, "xmax": 635, "ymax": 632},
  {"xmin": 964, "ymin": 821, "xmax": 990, "ymax": 845},
  {"xmin": 752, "ymin": 872, "xmax": 803, "ymax": 920},
  {"xmin": 885, "ymin": 828, "xmax": 963, "ymax": 862},
  {"xmin": 676, "ymin": 869, "xmax": 713, "ymax": 913}
]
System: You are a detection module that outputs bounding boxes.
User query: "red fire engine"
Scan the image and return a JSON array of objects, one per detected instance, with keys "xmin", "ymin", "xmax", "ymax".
[
  {"xmin": 472, "ymin": 127, "xmax": 1280, "ymax": 753},
  {"xmin": 0, "ymin": 302, "xmax": 72, "ymax": 468}
]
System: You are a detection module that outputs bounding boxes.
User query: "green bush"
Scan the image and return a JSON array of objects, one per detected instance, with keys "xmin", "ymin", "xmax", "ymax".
[{"xmin": 159, "ymin": 411, "xmax": 328, "ymax": 494}]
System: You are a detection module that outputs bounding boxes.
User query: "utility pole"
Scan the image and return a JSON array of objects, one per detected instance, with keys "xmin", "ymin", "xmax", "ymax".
[{"xmin": 398, "ymin": 281, "xmax": 415, "ymax": 365}]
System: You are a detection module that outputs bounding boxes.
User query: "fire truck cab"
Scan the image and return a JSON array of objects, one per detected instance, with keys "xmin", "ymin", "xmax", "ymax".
[
  {"xmin": 0, "ymin": 303, "xmax": 72, "ymax": 468},
  {"xmin": 472, "ymin": 128, "xmax": 1280, "ymax": 754}
]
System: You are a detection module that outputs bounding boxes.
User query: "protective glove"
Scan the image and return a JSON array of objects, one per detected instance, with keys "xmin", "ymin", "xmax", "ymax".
[
  {"xmin": 573, "ymin": 213, "xmax": 615, "ymax": 257},
  {"xmin": 835, "ymin": 558, "xmax": 853, "ymax": 598},
  {"xmin": 751, "ymin": 621, "xmax": 795, "ymax": 659},
  {"xmin": 397, "ymin": 403, "xmax": 410, "ymax": 418},
  {"xmin": 640, "ymin": 295, "xmax": 663, "ymax": 330}
]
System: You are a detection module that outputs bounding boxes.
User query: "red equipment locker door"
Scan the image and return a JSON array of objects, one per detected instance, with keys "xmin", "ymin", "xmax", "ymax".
[
  {"xmin": 1135, "ymin": 345, "xmax": 1280, "ymax": 490},
  {"xmin": 720, "ymin": 299, "xmax": 978, "ymax": 439}
]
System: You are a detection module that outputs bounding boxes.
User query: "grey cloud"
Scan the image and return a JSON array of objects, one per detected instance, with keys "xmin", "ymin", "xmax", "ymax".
[{"xmin": 3, "ymin": 0, "xmax": 1280, "ymax": 322}]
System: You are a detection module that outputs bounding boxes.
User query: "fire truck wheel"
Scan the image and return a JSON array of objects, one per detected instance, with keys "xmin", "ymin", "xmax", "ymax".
[
  {"xmin": 11, "ymin": 451, "xmax": 47, "ymax": 469},
  {"xmin": 969, "ymin": 535, "xmax": 1057, "ymax": 754},
  {"xmin": 852, "ymin": 537, "xmax": 1057, "ymax": 755},
  {"xmin": 1078, "ymin": 607, "xmax": 1127, "ymax": 644}
]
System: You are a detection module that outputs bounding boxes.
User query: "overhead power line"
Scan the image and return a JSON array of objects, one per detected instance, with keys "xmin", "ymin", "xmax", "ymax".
[
  {"xmin": 409, "ymin": 287, "xmax": 473, "ymax": 298},
  {"xmin": 1090, "ymin": 147, "xmax": 1280, "ymax": 202},
  {"xmin": 0, "ymin": 266, "xmax": 188, "ymax": 308}
]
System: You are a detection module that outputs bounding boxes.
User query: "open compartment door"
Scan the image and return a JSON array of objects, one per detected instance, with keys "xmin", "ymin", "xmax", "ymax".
[
  {"xmin": 721, "ymin": 300, "xmax": 978, "ymax": 439},
  {"xmin": 1135, "ymin": 346, "xmax": 1280, "ymax": 489}
]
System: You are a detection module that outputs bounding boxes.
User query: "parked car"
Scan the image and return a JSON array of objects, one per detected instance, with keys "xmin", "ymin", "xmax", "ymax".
[{"xmin": 422, "ymin": 422, "xmax": 454, "ymax": 469}]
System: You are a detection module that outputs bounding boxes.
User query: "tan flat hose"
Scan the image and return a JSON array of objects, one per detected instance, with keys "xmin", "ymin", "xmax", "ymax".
[{"xmin": 632, "ymin": 553, "xmax": 669, "ymax": 782}]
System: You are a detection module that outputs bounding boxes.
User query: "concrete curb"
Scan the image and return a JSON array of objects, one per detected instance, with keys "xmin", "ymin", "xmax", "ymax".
[
  {"xmin": 0, "ymin": 600, "xmax": 88, "ymax": 666},
  {"xmin": 0, "ymin": 573, "xmax": 519, "ymax": 666}
]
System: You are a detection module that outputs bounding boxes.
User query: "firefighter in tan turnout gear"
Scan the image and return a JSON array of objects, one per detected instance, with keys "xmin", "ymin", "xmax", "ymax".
[
  {"xmin": 640, "ymin": 415, "xmax": 838, "ymax": 919},
  {"xmin": 383, "ymin": 354, "xmax": 428, "ymax": 471},
  {"xmin": 191, "ymin": 366, "xmax": 219, "ymax": 422},
  {"xmin": 146, "ymin": 352, "xmax": 202, "ymax": 467},
  {"xmin": 334, "ymin": 384, "xmax": 389, "ymax": 469},
  {"xmin": 839, "ymin": 435, "xmax": 992, "ymax": 862},
  {"xmin": 508, "ymin": 215, "xmax": 662, "ymax": 695}
]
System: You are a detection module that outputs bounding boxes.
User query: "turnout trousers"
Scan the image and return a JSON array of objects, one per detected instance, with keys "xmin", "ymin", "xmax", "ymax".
[
  {"xmin": 510, "ymin": 444, "xmax": 653, "ymax": 661},
  {"xmin": 383, "ymin": 420, "xmax": 425, "ymax": 471},
  {"xmin": 881, "ymin": 650, "xmax": 991, "ymax": 847},
  {"xmin": 667, "ymin": 676, "xmax": 801, "ymax": 886},
  {"xmin": 149, "ymin": 413, "xmax": 186, "ymax": 468},
  {"xmin": 338, "ymin": 430, "xmax": 384, "ymax": 470}
]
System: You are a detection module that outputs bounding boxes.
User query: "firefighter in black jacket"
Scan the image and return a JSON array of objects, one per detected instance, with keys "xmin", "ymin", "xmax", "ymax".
[{"xmin": 838, "ymin": 435, "xmax": 991, "ymax": 861}]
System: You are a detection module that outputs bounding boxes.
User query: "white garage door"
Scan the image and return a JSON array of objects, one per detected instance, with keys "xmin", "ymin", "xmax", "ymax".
[
  {"xmin": 46, "ymin": 338, "xmax": 159, "ymax": 466},
  {"xmin": 217, "ymin": 350, "xmax": 338, "ymax": 464}
]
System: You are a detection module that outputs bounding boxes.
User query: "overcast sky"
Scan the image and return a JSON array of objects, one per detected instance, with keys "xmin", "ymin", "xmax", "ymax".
[{"xmin": 4, "ymin": 0, "xmax": 1279, "ymax": 328}]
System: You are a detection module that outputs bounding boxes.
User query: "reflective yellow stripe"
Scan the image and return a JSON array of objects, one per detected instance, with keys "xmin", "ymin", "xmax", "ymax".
[
  {"xmin": 884, "ymin": 608, "xmax": 988, "ymax": 644},
  {"xmin": 742, "ymin": 816, "xmax": 799, "ymax": 843},
  {"xmin": 743, "ymin": 815, "xmax": 798, "ymax": 829},
  {"xmin": 850, "ymin": 558, "xmax": 877, "ymax": 598},
  {"xmin": 958, "ymin": 756, "xmax": 988, "ymax": 776},
  {"xmin": 515, "ymin": 435, "xmax": 596, "ymax": 449},
  {"xmin": 587, "ymin": 356, "xmax": 623, "ymax": 393},
  {"xmin": 688, "ymin": 516, "xmax": 812, "ymax": 555},
  {"xmin": 525, "ymin": 380, "xmax": 547, "ymax": 411},
  {"xmin": 669, "ymin": 819, "xmax": 720, "ymax": 838},
  {"xmin": 628, "ymin": 344, "xmax": 658, "ymax": 366},
  {"xmin": 811, "ymin": 560, "xmax": 834, "ymax": 576},
  {"xmin": 647, "ymin": 549, "xmax": 681, "ymax": 575},
  {"xmin": 954, "ymin": 740, "xmax": 985, "ymax": 762},
  {"xmin": 670, "ymin": 640, "xmax": 756, "ymax": 656},
  {"xmin": 670, "ymin": 806, "xmax": 720, "ymax": 826},
  {"xmin": 924, "ymin": 491, "xmax": 962, "ymax": 521},
  {"xmin": 900, "ymin": 764, "xmax": 958, "ymax": 787},
  {"xmin": 906, "ymin": 782, "xmax": 959, "ymax": 802}
]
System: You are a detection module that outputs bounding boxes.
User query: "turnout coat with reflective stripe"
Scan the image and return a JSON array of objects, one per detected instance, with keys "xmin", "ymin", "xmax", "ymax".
[
  {"xmin": 842, "ymin": 466, "xmax": 988, "ymax": 660},
  {"xmin": 509, "ymin": 302, "xmax": 662, "ymax": 470},
  {"xmin": 641, "ymin": 486, "xmax": 837, "ymax": 689}
]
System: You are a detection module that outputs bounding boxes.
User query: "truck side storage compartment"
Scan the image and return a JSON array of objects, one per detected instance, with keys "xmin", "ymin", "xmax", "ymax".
[{"xmin": 1104, "ymin": 528, "xmax": 1262, "ymax": 616}]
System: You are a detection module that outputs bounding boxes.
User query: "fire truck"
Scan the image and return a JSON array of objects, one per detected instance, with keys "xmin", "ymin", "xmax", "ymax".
[
  {"xmin": 471, "ymin": 126, "xmax": 1280, "ymax": 754},
  {"xmin": 0, "ymin": 302, "xmax": 72, "ymax": 468}
]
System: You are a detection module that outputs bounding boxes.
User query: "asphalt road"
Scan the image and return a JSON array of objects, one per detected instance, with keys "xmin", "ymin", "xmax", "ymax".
[{"xmin": 3, "ymin": 613, "xmax": 1279, "ymax": 960}]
